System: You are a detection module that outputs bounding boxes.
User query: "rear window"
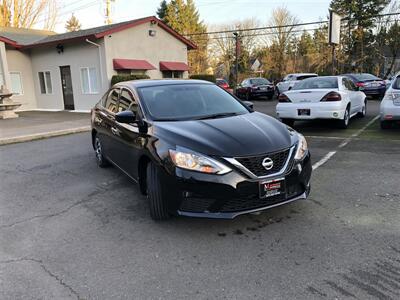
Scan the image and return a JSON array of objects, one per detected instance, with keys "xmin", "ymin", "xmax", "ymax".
[
  {"xmin": 393, "ymin": 76, "xmax": 400, "ymax": 89},
  {"xmin": 296, "ymin": 75, "xmax": 318, "ymax": 81},
  {"xmin": 352, "ymin": 73, "xmax": 379, "ymax": 81},
  {"xmin": 250, "ymin": 78, "xmax": 271, "ymax": 85},
  {"xmin": 292, "ymin": 77, "xmax": 338, "ymax": 90}
]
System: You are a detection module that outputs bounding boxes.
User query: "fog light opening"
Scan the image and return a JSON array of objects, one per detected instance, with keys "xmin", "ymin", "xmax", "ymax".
[{"xmin": 333, "ymin": 112, "xmax": 339, "ymax": 118}]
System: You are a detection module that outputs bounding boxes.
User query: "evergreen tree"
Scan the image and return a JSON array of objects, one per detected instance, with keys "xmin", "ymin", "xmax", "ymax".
[
  {"xmin": 65, "ymin": 14, "xmax": 81, "ymax": 32},
  {"xmin": 329, "ymin": 0, "xmax": 390, "ymax": 72},
  {"xmin": 156, "ymin": 0, "xmax": 168, "ymax": 21},
  {"xmin": 162, "ymin": 0, "xmax": 208, "ymax": 74}
]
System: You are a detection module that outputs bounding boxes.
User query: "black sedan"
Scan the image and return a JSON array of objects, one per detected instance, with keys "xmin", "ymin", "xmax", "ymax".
[
  {"xmin": 236, "ymin": 78, "xmax": 275, "ymax": 100},
  {"xmin": 343, "ymin": 73, "xmax": 386, "ymax": 99},
  {"xmin": 91, "ymin": 80, "xmax": 311, "ymax": 220}
]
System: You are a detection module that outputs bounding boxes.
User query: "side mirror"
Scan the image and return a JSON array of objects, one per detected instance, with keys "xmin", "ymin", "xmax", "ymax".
[
  {"xmin": 115, "ymin": 110, "xmax": 136, "ymax": 123},
  {"xmin": 243, "ymin": 101, "xmax": 254, "ymax": 110}
]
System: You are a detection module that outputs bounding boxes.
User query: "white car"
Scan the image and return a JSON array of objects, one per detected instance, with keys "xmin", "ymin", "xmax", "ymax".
[
  {"xmin": 380, "ymin": 72, "xmax": 400, "ymax": 129},
  {"xmin": 276, "ymin": 76, "xmax": 367, "ymax": 129},
  {"xmin": 276, "ymin": 73, "xmax": 318, "ymax": 95}
]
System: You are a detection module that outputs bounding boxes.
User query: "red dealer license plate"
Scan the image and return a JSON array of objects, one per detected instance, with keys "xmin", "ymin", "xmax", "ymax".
[{"xmin": 259, "ymin": 178, "xmax": 285, "ymax": 199}]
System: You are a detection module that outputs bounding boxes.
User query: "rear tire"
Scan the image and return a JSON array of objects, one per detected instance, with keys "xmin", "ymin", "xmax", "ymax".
[
  {"xmin": 94, "ymin": 136, "xmax": 110, "ymax": 168},
  {"xmin": 380, "ymin": 120, "xmax": 392, "ymax": 129},
  {"xmin": 338, "ymin": 106, "xmax": 350, "ymax": 129},
  {"xmin": 146, "ymin": 162, "xmax": 170, "ymax": 221},
  {"xmin": 281, "ymin": 118, "xmax": 295, "ymax": 127},
  {"xmin": 357, "ymin": 100, "xmax": 367, "ymax": 118}
]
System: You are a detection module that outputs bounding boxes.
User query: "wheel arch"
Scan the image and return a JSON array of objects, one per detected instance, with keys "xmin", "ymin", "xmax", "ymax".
[
  {"xmin": 91, "ymin": 129, "xmax": 97, "ymax": 149},
  {"xmin": 138, "ymin": 155, "xmax": 152, "ymax": 195}
]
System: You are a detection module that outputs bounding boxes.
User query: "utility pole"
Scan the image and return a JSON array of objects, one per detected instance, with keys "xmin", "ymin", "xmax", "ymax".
[
  {"xmin": 105, "ymin": 0, "xmax": 115, "ymax": 25},
  {"xmin": 233, "ymin": 32, "xmax": 239, "ymax": 92}
]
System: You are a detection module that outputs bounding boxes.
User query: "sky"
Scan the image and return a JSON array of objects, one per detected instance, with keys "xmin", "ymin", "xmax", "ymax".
[{"xmin": 50, "ymin": 0, "xmax": 332, "ymax": 32}]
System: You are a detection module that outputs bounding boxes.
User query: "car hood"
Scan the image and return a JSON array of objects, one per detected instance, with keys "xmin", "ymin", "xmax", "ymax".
[{"xmin": 152, "ymin": 112, "xmax": 294, "ymax": 157}]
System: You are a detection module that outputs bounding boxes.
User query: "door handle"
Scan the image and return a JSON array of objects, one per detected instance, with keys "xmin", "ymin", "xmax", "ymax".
[{"xmin": 111, "ymin": 127, "xmax": 119, "ymax": 135}]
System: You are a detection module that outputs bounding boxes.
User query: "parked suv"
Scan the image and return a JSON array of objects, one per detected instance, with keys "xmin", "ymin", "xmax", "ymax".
[
  {"xmin": 276, "ymin": 73, "xmax": 318, "ymax": 96},
  {"xmin": 91, "ymin": 80, "xmax": 311, "ymax": 220},
  {"xmin": 380, "ymin": 72, "xmax": 400, "ymax": 129}
]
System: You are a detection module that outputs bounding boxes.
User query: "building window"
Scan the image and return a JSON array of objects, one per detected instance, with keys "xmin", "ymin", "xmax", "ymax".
[
  {"xmin": 81, "ymin": 67, "xmax": 98, "ymax": 94},
  {"xmin": 116, "ymin": 69, "xmax": 146, "ymax": 76},
  {"xmin": 10, "ymin": 72, "xmax": 23, "ymax": 95},
  {"xmin": 162, "ymin": 71, "xmax": 183, "ymax": 79},
  {"xmin": 38, "ymin": 71, "xmax": 52, "ymax": 94}
]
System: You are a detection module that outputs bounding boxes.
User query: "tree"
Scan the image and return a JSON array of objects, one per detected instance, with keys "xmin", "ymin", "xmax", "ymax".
[
  {"xmin": 156, "ymin": 0, "xmax": 168, "ymax": 21},
  {"xmin": 384, "ymin": 21, "xmax": 400, "ymax": 77},
  {"xmin": 162, "ymin": 0, "xmax": 209, "ymax": 74},
  {"xmin": 330, "ymin": 0, "xmax": 391, "ymax": 72},
  {"xmin": 65, "ymin": 14, "xmax": 81, "ymax": 32},
  {"xmin": 267, "ymin": 7, "xmax": 299, "ymax": 78},
  {"xmin": 0, "ymin": 0, "xmax": 58, "ymax": 30}
]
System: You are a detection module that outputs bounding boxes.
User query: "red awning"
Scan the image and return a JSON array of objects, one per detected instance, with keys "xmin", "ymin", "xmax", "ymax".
[
  {"xmin": 113, "ymin": 59, "xmax": 156, "ymax": 70},
  {"xmin": 159, "ymin": 61, "xmax": 189, "ymax": 71}
]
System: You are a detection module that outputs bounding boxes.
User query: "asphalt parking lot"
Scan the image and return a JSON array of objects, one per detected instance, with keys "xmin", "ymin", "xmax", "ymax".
[{"xmin": 1, "ymin": 99, "xmax": 399, "ymax": 299}]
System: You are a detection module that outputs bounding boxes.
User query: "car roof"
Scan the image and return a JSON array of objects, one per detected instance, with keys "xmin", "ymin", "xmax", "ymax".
[
  {"xmin": 114, "ymin": 79, "xmax": 214, "ymax": 89},
  {"xmin": 287, "ymin": 73, "xmax": 318, "ymax": 76}
]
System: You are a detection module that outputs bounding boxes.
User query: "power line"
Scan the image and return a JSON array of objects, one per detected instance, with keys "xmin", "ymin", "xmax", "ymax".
[{"xmin": 185, "ymin": 11, "xmax": 400, "ymax": 37}]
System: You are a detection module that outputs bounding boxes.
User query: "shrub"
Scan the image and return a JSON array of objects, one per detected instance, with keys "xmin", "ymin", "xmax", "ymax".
[
  {"xmin": 111, "ymin": 74, "xmax": 150, "ymax": 86},
  {"xmin": 189, "ymin": 74, "xmax": 216, "ymax": 83}
]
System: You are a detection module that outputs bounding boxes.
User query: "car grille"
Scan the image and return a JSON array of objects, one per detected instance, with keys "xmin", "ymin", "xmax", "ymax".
[{"xmin": 235, "ymin": 148, "xmax": 291, "ymax": 177}]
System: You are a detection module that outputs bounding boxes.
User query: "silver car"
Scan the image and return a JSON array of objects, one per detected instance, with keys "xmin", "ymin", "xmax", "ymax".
[
  {"xmin": 380, "ymin": 72, "xmax": 400, "ymax": 129},
  {"xmin": 276, "ymin": 73, "xmax": 318, "ymax": 95}
]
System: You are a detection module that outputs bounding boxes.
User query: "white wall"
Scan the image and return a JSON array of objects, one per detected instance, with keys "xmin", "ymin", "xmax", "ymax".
[
  {"xmin": 30, "ymin": 40, "xmax": 107, "ymax": 111},
  {"xmin": 6, "ymin": 49, "xmax": 37, "ymax": 110},
  {"xmin": 103, "ymin": 21, "xmax": 189, "ymax": 80}
]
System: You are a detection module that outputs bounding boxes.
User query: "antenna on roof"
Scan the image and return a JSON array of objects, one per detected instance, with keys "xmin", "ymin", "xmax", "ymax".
[{"xmin": 105, "ymin": 0, "xmax": 116, "ymax": 25}]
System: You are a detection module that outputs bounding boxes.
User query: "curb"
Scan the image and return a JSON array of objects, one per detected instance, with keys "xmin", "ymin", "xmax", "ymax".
[{"xmin": 0, "ymin": 126, "xmax": 91, "ymax": 145}]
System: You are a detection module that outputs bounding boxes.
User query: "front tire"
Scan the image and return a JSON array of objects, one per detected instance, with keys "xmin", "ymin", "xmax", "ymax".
[
  {"xmin": 146, "ymin": 162, "xmax": 170, "ymax": 220},
  {"xmin": 94, "ymin": 136, "xmax": 110, "ymax": 168},
  {"xmin": 338, "ymin": 106, "xmax": 350, "ymax": 129},
  {"xmin": 357, "ymin": 100, "xmax": 367, "ymax": 118}
]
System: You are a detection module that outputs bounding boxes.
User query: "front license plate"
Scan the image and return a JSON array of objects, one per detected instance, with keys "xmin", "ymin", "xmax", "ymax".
[
  {"xmin": 259, "ymin": 178, "xmax": 285, "ymax": 199},
  {"xmin": 298, "ymin": 109, "xmax": 311, "ymax": 116}
]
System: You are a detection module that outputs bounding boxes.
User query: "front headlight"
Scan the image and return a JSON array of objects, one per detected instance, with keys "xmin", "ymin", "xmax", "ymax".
[
  {"xmin": 294, "ymin": 133, "xmax": 308, "ymax": 160},
  {"xmin": 169, "ymin": 148, "xmax": 231, "ymax": 175}
]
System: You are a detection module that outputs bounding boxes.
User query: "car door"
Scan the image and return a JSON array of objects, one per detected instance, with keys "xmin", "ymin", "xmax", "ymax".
[
  {"xmin": 343, "ymin": 78, "xmax": 362, "ymax": 114},
  {"xmin": 101, "ymin": 88, "xmax": 120, "ymax": 162},
  {"xmin": 112, "ymin": 88, "xmax": 144, "ymax": 179}
]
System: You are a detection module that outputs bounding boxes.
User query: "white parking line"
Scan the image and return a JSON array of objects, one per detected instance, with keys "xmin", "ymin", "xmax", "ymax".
[{"xmin": 312, "ymin": 115, "xmax": 380, "ymax": 170}]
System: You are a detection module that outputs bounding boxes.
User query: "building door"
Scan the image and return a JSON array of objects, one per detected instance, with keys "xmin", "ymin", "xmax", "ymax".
[{"xmin": 60, "ymin": 66, "xmax": 74, "ymax": 110}]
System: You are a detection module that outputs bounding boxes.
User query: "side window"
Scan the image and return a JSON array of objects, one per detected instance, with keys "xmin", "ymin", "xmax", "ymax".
[
  {"xmin": 348, "ymin": 79, "xmax": 357, "ymax": 91},
  {"xmin": 104, "ymin": 89, "xmax": 119, "ymax": 113},
  {"xmin": 118, "ymin": 89, "xmax": 138, "ymax": 113},
  {"xmin": 343, "ymin": 78, "xmax": 354, "ymax": 91}
]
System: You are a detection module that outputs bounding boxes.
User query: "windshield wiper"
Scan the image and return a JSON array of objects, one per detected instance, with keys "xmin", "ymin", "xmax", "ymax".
[{"xmin": 195, "ymin": 112, "xmax": 240, "ymax": 120}]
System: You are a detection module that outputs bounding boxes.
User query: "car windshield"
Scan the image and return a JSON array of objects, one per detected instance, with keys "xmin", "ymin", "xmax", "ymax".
[
  {"xmin": 393, "ymin": 76, "xmax": 400, "ymax": 89},
  {"xmin": 250, "ymin": 78, "xmax": 271, "ymax": 85},
  {"xmin": 138, "ymin": 84, "xmax": 249, "ymax": 121},
  {"xmin": 352, "ymin": 73, "xmax": 379, "ymax": 81},
  {"xmin": 292, "ymin": 77, "xmax": 338, "ymax": 90}
]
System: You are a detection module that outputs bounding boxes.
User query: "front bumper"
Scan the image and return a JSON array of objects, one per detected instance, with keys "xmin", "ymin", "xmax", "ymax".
[
  {"xmin": 276, "ymin": 102, "xmax": 346, "ymax": 120},
  {"xmin": 161, "ymin": 152, "xmax": 312, "ymax": 219}
]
